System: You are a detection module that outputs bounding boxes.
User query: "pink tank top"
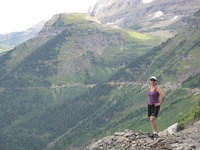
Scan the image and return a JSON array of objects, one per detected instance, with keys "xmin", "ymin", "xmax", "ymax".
[{"xmin": 147, "ymin": 87, "xmax": 159, "ymax": 105}]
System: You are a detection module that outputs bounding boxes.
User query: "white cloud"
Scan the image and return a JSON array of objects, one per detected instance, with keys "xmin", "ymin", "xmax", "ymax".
[{"xmin": 0, "ymin": 0, "xmax": 97, "ymax": 34}]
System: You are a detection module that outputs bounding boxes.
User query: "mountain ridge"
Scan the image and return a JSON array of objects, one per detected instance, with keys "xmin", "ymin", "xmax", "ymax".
[
  {"xmin": 0, "ymin": 13, "xmax": 158, "ymax": 88},
  {"xmin": 90, "ymin": 0, "xmax": 200, "ymax": 40},
  {"xmin": 0, "ymin": 21, "xmax": 45, "ymax": 52}
]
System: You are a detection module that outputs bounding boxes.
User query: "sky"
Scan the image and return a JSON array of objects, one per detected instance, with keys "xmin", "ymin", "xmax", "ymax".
[{"xmin": 0, "ymin": 0, "xmax": 98, "ymax": 34}]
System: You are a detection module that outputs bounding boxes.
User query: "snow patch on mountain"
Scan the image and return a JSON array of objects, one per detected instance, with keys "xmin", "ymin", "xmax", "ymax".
[
  {"xmin": 170, "ymin": 16, "xmax": 179, "ymax": 22},
  {"xmin": 143, "ymin": 0, "xmax": 154, "ymax": 4},
  {"xmin": 152, "ymin": 10, "xmax": 164, "ymax": 19}
]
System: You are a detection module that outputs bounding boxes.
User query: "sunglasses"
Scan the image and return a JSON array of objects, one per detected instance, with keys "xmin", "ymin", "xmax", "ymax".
[{"xmin": 150, "ymin": 79, "xmax": 156, "ymax": 81}]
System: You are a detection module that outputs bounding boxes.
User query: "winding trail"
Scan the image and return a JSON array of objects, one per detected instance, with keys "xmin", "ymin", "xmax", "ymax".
[{"xmin": 0, "ymin": 81, "xmax": 200, "ymax": 95}]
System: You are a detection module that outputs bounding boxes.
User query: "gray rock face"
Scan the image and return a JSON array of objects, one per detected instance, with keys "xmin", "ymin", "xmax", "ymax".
[
  {"xmin": 83, "ymin": 120, "xmax": 200, "ymax": 150},
  {"xmin": 38, "ymin": 14, "xmax": 66, "ymax": 37},
  {"xmin": 90, "ymin": 0, "xmax": 200, "ymax": 30},
  {"xmin": 90, "ymin": 0, "xmax": 143, "ymax": 26},
  {"xmin": 83, "ymin": 129, "xmax": 175, "ymax": 150},
  {"xmin": 171, "ymin": 121, "xmax": 200, "ymax": 150}
]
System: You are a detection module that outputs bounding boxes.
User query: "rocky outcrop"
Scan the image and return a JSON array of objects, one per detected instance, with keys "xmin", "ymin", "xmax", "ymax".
[
  {"xmin": 159, "ymin": 123, "xmax": 178, "ymax": 136},
  {"xmin": 38, "ymin": 14, "xmax": 67, "ymax": 37},
  {"xmin": 83, "ymin": 129, "xmax": 175, "ymax": 150},
  {"xmin": 84, "ymin": 120, "xmax": 200, "ymax": 150}
]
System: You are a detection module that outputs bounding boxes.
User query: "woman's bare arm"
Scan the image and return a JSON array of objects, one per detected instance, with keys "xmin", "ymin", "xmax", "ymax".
[{"xmin": 156, "ymin": 86, "xmax": 165, "ymax": 106}]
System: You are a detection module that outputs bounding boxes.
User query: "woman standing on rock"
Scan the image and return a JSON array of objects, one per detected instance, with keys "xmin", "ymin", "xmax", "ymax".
[{"xmin": 147, "ymin": 76, "xmax": 165, "ymax": 137}]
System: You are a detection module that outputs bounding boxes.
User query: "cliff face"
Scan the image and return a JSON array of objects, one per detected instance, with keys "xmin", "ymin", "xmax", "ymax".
[
  {"xmin": 84, "ymin": 120, "xmax": 200, "ymax": 150},
  {"xmin": 90, "ymin": 0, "xmax": 200, "ymax": 36}
]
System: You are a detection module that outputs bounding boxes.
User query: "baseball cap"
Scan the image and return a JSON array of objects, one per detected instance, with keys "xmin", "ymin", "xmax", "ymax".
[{"xmin": 149, "ymin": 76, "xmax": 157, "ymax": 81}]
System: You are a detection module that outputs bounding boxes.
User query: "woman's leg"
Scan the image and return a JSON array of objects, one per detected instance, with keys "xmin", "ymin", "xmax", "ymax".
[{"xmin": 149, "ymin": 116, "xmax": 158, "ymax": 132}]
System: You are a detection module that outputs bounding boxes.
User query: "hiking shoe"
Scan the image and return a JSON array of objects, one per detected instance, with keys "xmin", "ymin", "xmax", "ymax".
[
  {"xmin": 153, "ymin": 133, "xmax": 159, "ymax": 138},
  {"xmin": 148, "ymin": 133, "xmax": 154, "ymax": 138},
  {"xmin": 148, "ymin": 132, "xmax": 159, "ymax": 138}
]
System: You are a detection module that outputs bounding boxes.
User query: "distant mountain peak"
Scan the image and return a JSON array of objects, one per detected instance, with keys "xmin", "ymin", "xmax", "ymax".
[
  {"xmin": 89, "ymin": 0, "xmax": 200, "ymax": 39},
  {"xmin": 0, "ymin": 20, "xmax": 45, "ymax": 51}
]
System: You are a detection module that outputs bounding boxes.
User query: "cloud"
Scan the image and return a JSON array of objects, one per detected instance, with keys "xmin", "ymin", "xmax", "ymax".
[{"xmin": 0, "ymin": 0, "xmax": 97, "ymax": 34}]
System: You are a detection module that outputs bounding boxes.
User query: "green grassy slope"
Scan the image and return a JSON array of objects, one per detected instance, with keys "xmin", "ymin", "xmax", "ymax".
[
  {"xmin": 182, "ymin": 73, "xmax": 200, "ymax": 88},
  {"xmin": 0, "ymin": 13, "xmax": 158, "ymax": 88},
  {"xmin": 1, "ymin": 83, "xmax": 198, "ymax": 150},
  {"xmin": 110, "ymin": 30, "xmax": 200, "ymax": 84}
]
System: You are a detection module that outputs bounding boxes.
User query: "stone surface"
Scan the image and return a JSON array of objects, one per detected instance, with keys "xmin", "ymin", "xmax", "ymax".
[
  {"xmin": 159, "ymin": 122, "xmax": 178, "ymax": 136},
  {"xmin": 83, "ymin": 121, "xmax": 200, "ymax": 150},
  {"xmin": 90, "ymin": 0, "xmax": 200, "ymax": 29}
]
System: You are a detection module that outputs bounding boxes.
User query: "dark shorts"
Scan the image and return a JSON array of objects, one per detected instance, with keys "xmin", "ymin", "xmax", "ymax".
[{"xmin": 148, "ymin": 104, "xmax": 160, "ymax": 118}]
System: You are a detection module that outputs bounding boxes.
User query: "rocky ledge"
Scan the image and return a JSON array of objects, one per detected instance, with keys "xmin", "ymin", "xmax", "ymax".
[{"xmin": 83, "ymin": 120, "xmax": 200, "ymax": 150}]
